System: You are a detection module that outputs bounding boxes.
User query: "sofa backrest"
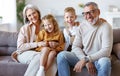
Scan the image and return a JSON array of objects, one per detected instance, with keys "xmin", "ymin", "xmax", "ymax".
[
  {"xmin": 0, "ymin": 31, "xmax": 18, "ymax": 56},
  {"xmin": 0, "ymin": 28, "xmax": 119, "ymax": 56},
  {"xmin": 113, "ymin": 28, "xmax": 120, "ymax": 44}
]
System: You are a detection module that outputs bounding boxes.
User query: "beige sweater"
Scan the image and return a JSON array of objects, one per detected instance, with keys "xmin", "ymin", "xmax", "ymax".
[
  {"xmin": 72, "ymin": 20, "xmax": 113, "ymax": 62},
  {"xmin": 17, "ymin": 23, "xmax": 41, "ymax": 53}
]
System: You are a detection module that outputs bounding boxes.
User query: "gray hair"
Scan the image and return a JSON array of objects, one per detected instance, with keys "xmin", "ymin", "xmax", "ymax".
[
  {"xmin": 84, "ymin": 2, "xmax": 99, "ymax": 9},
  {"xmin": 23, "ymin": 4, "xmax": 41, "ymax": 24}
]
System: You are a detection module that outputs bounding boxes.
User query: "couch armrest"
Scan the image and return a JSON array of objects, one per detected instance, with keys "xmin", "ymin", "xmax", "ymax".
[{"xmin": 0, "ymin": 31, "xmax": 18, "ymax": 56}]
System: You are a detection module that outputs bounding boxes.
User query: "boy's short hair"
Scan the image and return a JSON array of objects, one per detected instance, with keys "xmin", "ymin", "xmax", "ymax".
[{"xmin": 64, "ymin": 7, "xmax": 76, "ymax": 14}]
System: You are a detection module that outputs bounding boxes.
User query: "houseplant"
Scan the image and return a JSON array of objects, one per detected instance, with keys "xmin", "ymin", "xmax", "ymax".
[{"xmin": 16, "ymin": 0, "xmax": 25, "ymax": 25}]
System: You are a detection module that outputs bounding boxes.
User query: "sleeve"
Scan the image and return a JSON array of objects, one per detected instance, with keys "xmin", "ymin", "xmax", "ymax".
[
  {"xmin": 17, "ymin": 26, "xmax": 38, "ymax": 52},
  {"xmin": 71, "ymin": 27, "xmax": 86, "ymax": 60},
  {"xmin": 88, "ymin": 23, "xmax": 113, "ymax": 62},
  {"xmin": 56, "ymin": 32, "xmax": 65, "ymax": 52}
]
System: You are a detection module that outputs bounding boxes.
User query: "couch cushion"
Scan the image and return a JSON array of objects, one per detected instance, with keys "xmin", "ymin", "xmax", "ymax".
[
  {"xmin": 0, "ymin": 56, "xmax": 28, "ymax": 76},
  {"xmin": 0, "ymin": 31, "xmax": 18, "ymax": 56}
]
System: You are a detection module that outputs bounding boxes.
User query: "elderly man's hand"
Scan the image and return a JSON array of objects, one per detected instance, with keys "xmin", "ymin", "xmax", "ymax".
[
  {"xmin": 86, "ymin": 62, "xmax": 97, "ymax": 76},
  {"xmin": 73, "ymin": 59, "xmax": 86, "ymax": 72}
]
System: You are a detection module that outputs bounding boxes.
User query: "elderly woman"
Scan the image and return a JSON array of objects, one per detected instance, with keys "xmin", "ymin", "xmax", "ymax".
[{"xmin": 12, "ymin": 4, "xmax": 57, "ymax": 76}]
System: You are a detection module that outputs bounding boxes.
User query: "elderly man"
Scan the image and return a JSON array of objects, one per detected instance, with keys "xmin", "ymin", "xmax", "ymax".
[{"xmin": 57, "ymin": 2, "xmax": 113, "ymax": 76}]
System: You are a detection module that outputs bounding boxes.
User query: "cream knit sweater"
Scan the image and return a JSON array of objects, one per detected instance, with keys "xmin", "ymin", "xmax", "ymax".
[
  {"xmin": 72, "ymin": 20, "xmax": 113, "ymax": 62},
  {"xmin": 17, "ymin": 23, "xmax": 40, "ymax": 53}
]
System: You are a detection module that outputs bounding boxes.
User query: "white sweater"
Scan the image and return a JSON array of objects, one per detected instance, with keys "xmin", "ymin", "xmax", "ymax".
[
  {"xmin": 72, "ymin": 20, "xmax": 113, "ymax": 62},
  {"xmin": 63, "ymin": 26, "xmax": 78, "ymax": 50}
]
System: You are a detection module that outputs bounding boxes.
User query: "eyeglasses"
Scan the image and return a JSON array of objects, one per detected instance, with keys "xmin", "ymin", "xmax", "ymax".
[{"xmin": 82, "ymin": 9, "xmax": 97, "ymax": 16}]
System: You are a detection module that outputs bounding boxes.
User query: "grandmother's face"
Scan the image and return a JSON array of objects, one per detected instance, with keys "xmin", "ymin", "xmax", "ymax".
[{"xmin": 26, "ymin": 8, "xmax": 39, "ymax": 24}]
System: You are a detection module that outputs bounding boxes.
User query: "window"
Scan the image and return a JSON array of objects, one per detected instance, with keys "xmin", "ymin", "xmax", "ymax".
[
  {"xmin": 105, "ymin": 12, "xmax": 120, "ymax": 28},
  {"xmin": 0, "ymin": 0, "xmax": 17, "ymax": 32}
]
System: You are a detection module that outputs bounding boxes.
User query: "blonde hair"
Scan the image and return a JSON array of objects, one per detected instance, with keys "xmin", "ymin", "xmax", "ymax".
[
  {"xmin": 23, "ymin": 4, "xmax": 41, "ymax": 24},
  {"xmin": 64, "ymin": 7, "xmax": 76, "ymax": 14},
  {"xmin": 42, "ymin": 14, "xmax": 60, "ymax": 32}
]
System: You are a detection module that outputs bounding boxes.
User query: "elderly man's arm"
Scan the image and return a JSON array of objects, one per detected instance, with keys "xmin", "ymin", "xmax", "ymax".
[{"xmin": 71, "ymin": 27, "xmax": 86, "ymax": 59}]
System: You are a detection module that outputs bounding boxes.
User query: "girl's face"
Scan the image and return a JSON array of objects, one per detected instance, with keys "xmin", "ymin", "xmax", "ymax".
[
  {"xmin": 64, "ymin": 12, "xmax": 77, "ymax": 25},
  {"xmin": 43, "ymin": 19, "xmax": 54, "ymax": 33},
  {"xmin": 26, "ymin": 8, "xmax": 39, "ymax": 24}
]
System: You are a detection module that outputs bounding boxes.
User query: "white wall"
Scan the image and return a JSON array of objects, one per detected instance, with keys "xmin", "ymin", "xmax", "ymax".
[{"xmin": 26, "ymin": 0, "xmax": 120, "ymax": 18}]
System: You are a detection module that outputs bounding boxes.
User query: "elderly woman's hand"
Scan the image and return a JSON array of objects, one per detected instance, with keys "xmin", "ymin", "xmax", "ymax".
[
  {"xmin": 11, "ymin": 51, "xmax": 19, "ymax": 62},
  {"xmin": 37, "ymin": 41, "xmax": 49, "ymax": 47}
]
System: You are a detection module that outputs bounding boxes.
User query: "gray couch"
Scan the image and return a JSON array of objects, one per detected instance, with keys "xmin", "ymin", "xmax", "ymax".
[
  {"xmin": 0, "ymin": 28, "xmax": 120, "ymax": 76},
  {"xmin": 0, "ymin": 31, "xmax": 27, "ymax": 76}
]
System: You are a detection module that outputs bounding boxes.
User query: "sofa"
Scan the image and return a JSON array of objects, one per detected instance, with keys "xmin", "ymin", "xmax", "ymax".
[
  {"xmin": 0, "ymin": 28, "xmax": 120, "ymax": 76},
  {"xmin": 0, "ymin": 31, "xmax": 28, "ymax": 76}
]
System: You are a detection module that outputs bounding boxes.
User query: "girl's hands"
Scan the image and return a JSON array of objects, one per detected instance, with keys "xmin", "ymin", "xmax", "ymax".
[{"xmin": 49, "ymin": 41, "xmax": 59, "ymax": 48}]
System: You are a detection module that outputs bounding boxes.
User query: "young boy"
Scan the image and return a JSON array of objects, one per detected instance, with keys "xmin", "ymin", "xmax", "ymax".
[{"xmin": 63, "ymin": 7, "xmax": 80, "ymax": 51}]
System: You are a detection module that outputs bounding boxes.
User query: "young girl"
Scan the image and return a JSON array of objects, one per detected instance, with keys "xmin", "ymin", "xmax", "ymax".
[
  {"xmin": 35, "ymin": 14, "xmax": 65, "ymax": 76},
  {"xmin": 63, "ymin": 7, "xmax": 80, "ymax": 51}
]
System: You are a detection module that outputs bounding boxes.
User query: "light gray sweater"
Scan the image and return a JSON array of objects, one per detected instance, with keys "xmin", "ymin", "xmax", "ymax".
[{"xmin": 71, "ymin": 20, "xmax": 113, "ymax": 62}]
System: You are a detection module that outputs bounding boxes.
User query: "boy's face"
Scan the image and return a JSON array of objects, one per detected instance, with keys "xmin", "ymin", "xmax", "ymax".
[
  {"xmin": 43, "ymin": 19, "xmax": 54, "ymax": 33},
  {"xmin": 64, "ymin": 12, "xmax": 77, "ymax": 25}
]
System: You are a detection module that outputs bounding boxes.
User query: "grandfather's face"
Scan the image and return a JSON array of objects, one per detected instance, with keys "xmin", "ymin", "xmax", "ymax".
[{"xmin": 82, "ymin": 5, "xmax": 100, "ymax": 25}]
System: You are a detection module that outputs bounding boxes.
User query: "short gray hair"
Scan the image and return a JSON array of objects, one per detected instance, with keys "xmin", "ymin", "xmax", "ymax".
[
  {"xmin": 84, "ymin": 2, "xmax": 99, "ymax": 9},
  {"xmin": 23, "ymin": 4, "xmax": 41, "ymax": 24}
]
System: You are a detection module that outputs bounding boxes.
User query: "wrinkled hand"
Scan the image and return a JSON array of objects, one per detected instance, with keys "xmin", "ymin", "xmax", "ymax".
[
  {"xmin": 11, "ymin": 51, "xmax": 18, "ymax": 62},
  {"xmin": 49, "ymin": 41, "xmax": 59, "ymax": 48},
  {"xmin": 37, "ymin": 41, "xmax": 48, "ymax": 47},
  {"xmin": 73, "ymin": 59, "xmax": 86, "ymax": 72},
  {"xmin": 86, "ymin": 62, "xmax": 96, "ymax": 76}
]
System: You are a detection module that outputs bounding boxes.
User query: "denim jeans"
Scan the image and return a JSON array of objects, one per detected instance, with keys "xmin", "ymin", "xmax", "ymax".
[{"xmin": 57, "ymin": 51, "xmax": 111, "ymax": 76}]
